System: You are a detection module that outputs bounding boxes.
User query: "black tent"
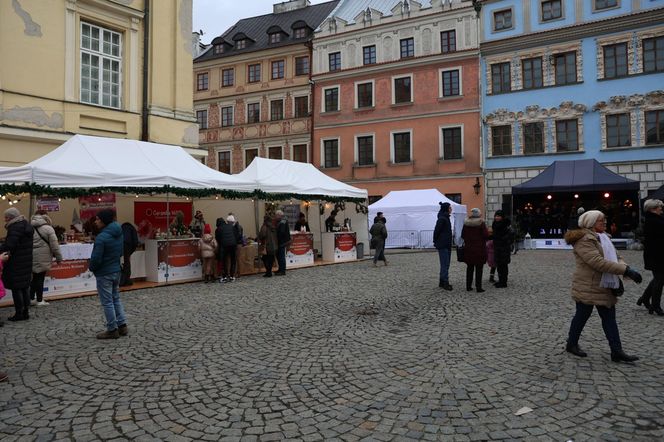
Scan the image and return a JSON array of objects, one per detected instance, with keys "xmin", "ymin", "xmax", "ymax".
[
  {"xmin": 648, "ymin": 184, "xmax": 664, "ymax": 201},
  {"xmin": 512, "ymin": 159, "xmax": 640, "ymax": 194}
]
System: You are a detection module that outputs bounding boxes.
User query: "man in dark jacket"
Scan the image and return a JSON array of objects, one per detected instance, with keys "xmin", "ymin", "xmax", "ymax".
[
  {"xmin": 492, "ymin": 210, "xmax": 514, "ymax": 288},
  {"xmin": 120, "ymin": 222, "xmax": 139, "ymax": 287},
  {"xmin": 219, "ymin": 215, "xmax": 242, "ymax": 282},
  {"xmin": 433, "ymin": 202, "xmax": 453, "ymax": 290},
  {"xmin": 275, "ymin": 210, "xmax": 291, "ymax": 275},
  {"xmin": 90, "ymin": 209, "xmax": 127, "ymax": 339},
  {"xmin": 638, "ymin": 199, "xmax": 664, "ymax": 314},
  {"xmin": 1, "ymin": 208, "xmax": 34, "ymax": 321}
]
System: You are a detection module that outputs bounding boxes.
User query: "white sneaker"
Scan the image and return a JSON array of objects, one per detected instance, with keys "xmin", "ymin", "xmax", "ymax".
[
  {"xmin": 30, "ymin": 299, "xmax": 37, "ymax": 306},
  {"xmin": 37, "ymin": 301, "xmax": 49, "ymax": 306}
]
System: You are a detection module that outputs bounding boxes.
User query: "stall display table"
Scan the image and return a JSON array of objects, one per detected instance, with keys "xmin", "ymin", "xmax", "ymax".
[
  {"xmin": 287, "ymin": 232, "xmax": 315, "ymax": 268},
  {"xmin": 322, "ymin": 232, "xmax": 357, "ymax": 263},
  {"xmin": 145, "ymin": 238, "xmax": 202, "ymax": 282}
]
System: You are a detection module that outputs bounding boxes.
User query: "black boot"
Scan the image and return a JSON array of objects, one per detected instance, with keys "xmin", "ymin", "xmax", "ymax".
[
  {"xmin": 566, "ymin": 343, "xmax": 587, "ymax": 357},
  {"xmin": 611, "ymin": 350, "xmax": 639, "ymax": 363},
  {"xmin": 637, "ymin": 295, "xmax": 651, "ymax": 310}
]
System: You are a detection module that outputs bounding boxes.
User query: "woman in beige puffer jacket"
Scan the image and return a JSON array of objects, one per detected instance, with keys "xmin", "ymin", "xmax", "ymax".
[
  {"xmin": 31, "ymin": 212, "xmax": 63, "ymax": 305},
  {"xmin": 563, "ymin": 210, "xmax": 642, "ymax": 363}
]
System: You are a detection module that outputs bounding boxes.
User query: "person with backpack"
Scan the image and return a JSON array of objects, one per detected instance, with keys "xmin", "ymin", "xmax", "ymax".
[
  {"xmin": 120, "ymin": 222, "xmax": 139, "ymax": 287},
  {"xmin": 30, "ymin": 210, "xmax": 63, "ymax": 306}
]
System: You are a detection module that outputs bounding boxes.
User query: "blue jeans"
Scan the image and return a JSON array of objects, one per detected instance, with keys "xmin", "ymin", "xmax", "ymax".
[
  {"xmin": 96, "ymin": 272, "xmax": 126, "ymax": 331},
  {"xmin": 277, "ymin": 245, "xmax": 287, "ymax": 273},
  {"xmin": 437, "ymin": 248, "xmax": 451, "ymax": 283},
  {"xmin": 567, "ymin": 302, "xmax": 622, "ymax": 352}
]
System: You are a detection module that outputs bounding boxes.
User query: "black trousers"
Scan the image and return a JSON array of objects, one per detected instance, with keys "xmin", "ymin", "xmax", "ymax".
[
  {"xmin": 568, "ymin": 302, "xmax": 622, "ymax": 352},
  {"xmin": 12, "ymin": 287, "xmax": 30, "ymax": 316},
  {"xmin": 642, "ymin": 270, "xmax": 664, "ymax": 309},
  {"xmin": 262, "ymin": 254, "xmax": 275, "ymax": 276},
  {"xmin": 120, "ymin": 251, "xmax": 134, "ymax": 286},
  {"xmin": 465, "ymin": 264, "xmax": 483, "ymax": 289},
  {"xmin": 30, "ymin": 271, "xmax": 47, "ymax": 302},
  {"xmin": 222, "ymin": 246, "xmax": 237, "ymax": 278},
  {"xmin": 497, "ymin": 263, "xmax": 509, "ymax": 284}
]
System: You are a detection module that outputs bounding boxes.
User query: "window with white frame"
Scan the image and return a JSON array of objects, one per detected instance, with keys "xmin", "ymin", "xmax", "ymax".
[
  {"xmin": 270, "ymin": 99, "xmax": 284, "ymax": 121},
  {"xmin": 556, "ymin": 119, "xmax": 579, "ymax": 151},
  {"xmin": 441, "ymin": 30, "xmax": 456, "ymax": 53},
  {"xmin": 393, "ymin": 76, "xmax": 412, "ymax": 104},
  {"xmin": 247, "ymin": 102, "xmax": 260, "ymax": 123},
  {"xmin": 441, "ymin": 127, "xmax": 462, "ymax": 160},
  {"xmin": 356, "ymin": 135, "xmax": 374, "ymax": 166},
  {"xmin": 606, "ymin": 113, "xmax": 631, "ymax": 148},
  {"xmin": 400, "ymin": 38, "xmax": 414, "ymax": 58},
  {"xmin": 222, "ymin": 68, "xmax": 234, "ymax": 87},
  {"xmin": 221, "ymin": 106, "xmax": 233, "ymax": 127},
  {"xmin": 323, "ymin": 87, "xmax": 339, "ymax": 112},
  {"xmin": 493, "ymin": 9, "xmax": 513, "ymax": 32},
  {"xmin": 323, "ymin": 139, "xmax": 339, "ymax": 168},
  {"xmin": 645, "ymin": 110, "xmax": 664, "ymax": 145},
  {"xmin": 523, "ymin": 122, "xmax": 545, "ymax": 153},
  {"xmin": 522, "ymin": 57, "xmax": 543, "ymax": 89},
  {"xmin": 363, "ymin": 45, "xmax": 376, "ymax": 65},
  {"xmin": 329, "ymin": 52, "xmax": 341, "ymax": 71},
  {"xmin": 491, "ymin": 62, "xmax": 511, "ymax": 93},
  {"xmin": 356, "ymin": 81, "xmax": 374, "ymax": 108},
  {"xmin": 491, "ymin": 125, "xmax": 512, "ymax": 156},
  {"xmin": 441, "ymin": 68, "xmax": 461, "ymax": 97},
  {"xmin": 295, "ymin": 56, "xmax": 309, "ymax": 76},
  {"xmin": 271, "ymin": 60, "xmax": 285, "ymax": 79},
  {"xmin": 196, "ymin": 72, "xmax": 208, "ymax": 91},
  {"xmin": 81, "ymin": 22, "xmax": 122, "ymax": 108},
  {"xmin": 644, "ymin": 36, "xmax": 664, "ymax": 73},
  {"xmin": 196, "ymin": 110, "xmax": 208, "ymax": 129},
  {"xmin": 603, "ymin": 43, "xmax": 628, "ymax": 79},
  {"xmin": 541, "ymin": 0, "xmax": 562, "ymax": 22},
  {"xmin": 392, "ymin": 131, "xmax": 411, "ymax": 163}
]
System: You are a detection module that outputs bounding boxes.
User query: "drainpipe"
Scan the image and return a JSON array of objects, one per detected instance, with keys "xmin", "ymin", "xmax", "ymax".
[
  {"xmin": 306, "ymin": 39, "xmax": 315, "ymax": 165},
  {"xmin": 141, "ymin": 0, "xmax": 150, "ymax": 141}
]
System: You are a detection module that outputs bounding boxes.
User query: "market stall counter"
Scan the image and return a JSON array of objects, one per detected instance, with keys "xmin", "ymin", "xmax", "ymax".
[
  {"xmin": 145, "ymin": 238, "xmax": 202, "ymax": 283},
  {"xmin": 287, "ymin": 232, "xmax": 315, "ymax": 268},
  {"xmin": 322, "ymin": 231, "xmax": 357, "ymax": 263}
]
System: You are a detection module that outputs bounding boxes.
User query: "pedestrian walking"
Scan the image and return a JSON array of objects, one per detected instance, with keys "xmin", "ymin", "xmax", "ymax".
[
  {"xmin": 491, "ymin": 210, "xmax": 513, "ymax": 288},
  {"xmin": 30, "ymin": 210, "xmax": 63, "ymax": 306},
  {"xmin": 275, "ymin": 210, "xmax": 291, "ymax": 275},
  {"xmin": 89, "ymin": 209, "xmax": 128, "ymax": 339},
  {"xmin": 199, "ymin": 224, "xmax": 217, "ymax": 283},
  {"xmin": 637, "ymin": 199, "xmax": 664, "ymax": 315},
  {"xmin": 219, "ymin": 215, "xmax": 241, "ymax": 282},
  {"xmin": 0, "ymin": 208, "xmax": 34, "ymax": 321},
  {"xmin": 369, "ymin": 217, "xmax": 388, "ymax": 266},
  {"xmin": 258, "ymin": 215, "xmax": 278, "ymax": 277},
  {"xmin": 433, "ymin": 202, "xmax": 453, "ymax": 291},
  {"xmin": 461, "ymin": 208, "xmax": 489, "ymax": 292},
  {"xmin": 563, "ymin": 210, "xmax": 642, "ymax": 362}
]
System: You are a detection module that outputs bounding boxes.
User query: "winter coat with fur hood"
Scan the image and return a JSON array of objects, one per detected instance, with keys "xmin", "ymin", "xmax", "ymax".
[
  {"xmin": 199, "ymin": 233, "xmax": 217, "ymax": 259},
  {"xmin": 564, "ymin": 228, "xmax": 627, "ymax": 307},
  {"xmin": 461, "ymin": 218, "xmax": 488, "ymax": 265},
  {"xmin": 32, "ymin": 214, "xmax": 63, "ymax": 273}
]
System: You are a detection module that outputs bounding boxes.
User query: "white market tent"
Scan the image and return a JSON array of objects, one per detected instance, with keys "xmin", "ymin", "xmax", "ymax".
[{"xmin": 369, "ymin": 189, "xmax": 467, "ymax": 248}]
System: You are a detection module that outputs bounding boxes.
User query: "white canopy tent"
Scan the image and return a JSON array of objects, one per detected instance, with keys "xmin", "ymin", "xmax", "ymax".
[{"xmin": 369, "ymin": 189, "xmax": 467, "ymax": 248}]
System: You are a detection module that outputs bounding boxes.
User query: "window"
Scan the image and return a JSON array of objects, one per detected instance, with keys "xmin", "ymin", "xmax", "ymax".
[
  {"xmin": 329, "ymin": 52, "xmax": 341, "ymax": 71},
  {"xmin": 292, "ymin": 144, "xmax": 307, "ymax": 163},
  {"xmin": 268, "ymin": 146, "xmax": 282, "ymax": 159},
  {"xmin": 236, "ymin": 39, "xmax": 247, "ymax": 50},
  {"xmin": 294, "ymin": 28, "xmax": 307, "ymax": 39},
  {"xmin": 270, "ymin": 99, "xmax": 284, "ymax": 121},
  {"xmin": 245, "ymin": 148, "xmax": 258, "ymax": 167},
  {"xmin": 441, "ymin": 30, "xmax": 456, "ymax": 53},
  {"xmin": 606, "ymin": 113, "xmax": 631, "ymax": 148},
  {"xmin": 491, "ymin": 62, "xmax": 511, "ymax": 93},
  {"xmin": 595, "ymin": 0, "xmax": 618, "ymax": 10},
  {"xmin": 248, "ymin": 64, "xmax": 261, "ymax": 83},
  {"xmin": 196, "ymin": 73, "xmax": 209, "ymax": 91},
  {"xmin": 196, "ymin": 110, "xmax": 208, "ymax": 129},
  {"xmin": 295, "ymin": 56, "xmax": 309, "ymax": 76},
  {"xmin": 522, "ymin": 57, "xmax": 543, "ymax": 89},
  {"xmin": 247, "ymin": 103, "xmax": 260, "ymax": 123},
  {"xmin": 603, "ymin": 43, "xmax": 628, "ymax": 79},
  {"xmin": 492, "ymin": 125, "xmax": 512, "ymax": 156},
  {"xmin": 363, "ymin": 45, "xmax": 376, "ymax": 65},
  {"xmin": 222, "ymin": 68, "xmax": 234, "ymax": 87},
  {"xmin": 357, "ymin": 82, "xmax": 373, "ymax": 108},
  {"xmin": 556, "ymin": 119, "xmax": 579, "ymax": 151},
  {"xmin": 441, "ymin": 69, "xmax": 460, "ymax": 97},
  {"xmin": 269, "ymin": 33, "xmax": 281, "ymax": 44},
  {"xmin": 357, "ymin": 136, "xmax": 374, "ymax": 166},
  {"xmin": 393, "ymin": 132, "xmax": 411, "ymax": 163},
  {"xmin": 323, "ymin": 139, "xmax": 339, "ymax": 168},
  {"xmin": 400, "ymin": 38, "xmax": 414, "ymax": 58},
  {"xmin": 218, "ymin": 151, "xmax": 231, "ymax": 174},
  {"xmin": 213, "ymin": 44, "xmax": 224, "ymax": 55},
  {"xmin": 541, "ymin": 0, "xmax": 562, "ymax": 21},
  {"xmin": 294, "ymin": 96, "xmax": 309, "ymax": 118},
  {"xmin": 523, "ymin": 122, "xmax": 544, "ymax": 154},
  {"xmin": 271, "ymin": 60, "xmax": 285, "ymax": 79},
  {"xmin": 554, "ymin": 52, "xmax": 576, "ymax": 85},
  {"xmin": 447, "ymin": 194, "xmax": 462, "ymax": 204},
  {"xmin": 221, "ymin": 106, "xmax": 233, "ymax": 127},
  {"xmin": 442, "ymin": 127, "xmax": 462, "ymax": 160},
  {"xmin": 324, "ymin": 87, "xmax": 339, "ymax": 112},
  {"xmin": 644, "ymin": 37, "xmax": 664, "ymax": 73},
  {"xmin": 646, "ymin": 110, "xmax": 664, "ymax": 145},
  {"xmin": 80, "ymin": 22, "xmax": 122, "ymax": 108},
  {"xmin": 394, "ymin": 77, "xmax": 411, "ymax": 104},
  {"xmin": 493, "ymin": 9, "xmax": 513, "ymax": 31}
]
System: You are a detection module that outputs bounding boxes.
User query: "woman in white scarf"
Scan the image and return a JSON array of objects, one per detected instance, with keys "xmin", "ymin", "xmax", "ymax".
[{"xmin": 563, "ymin": 210, "xmax": 643, "ymax": 363}]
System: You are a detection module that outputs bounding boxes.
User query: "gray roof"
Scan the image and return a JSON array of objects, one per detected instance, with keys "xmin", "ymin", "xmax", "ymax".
[
  {"xmin": 195, "ymin": 0, "xmax": 339, "ymax": 62},
  {"xmin": 328, "ymin": 0, "xmax": 434, "ymax": 24}
]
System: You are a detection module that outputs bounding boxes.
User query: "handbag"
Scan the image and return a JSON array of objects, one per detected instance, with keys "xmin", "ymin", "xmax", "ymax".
[
  {"xmin": 456, "ymin": 246, "xmax": 465, "ymax": 262},
  {"xmin": 611, "ymin": 279, "xmax": 625, "ymax": 297}
]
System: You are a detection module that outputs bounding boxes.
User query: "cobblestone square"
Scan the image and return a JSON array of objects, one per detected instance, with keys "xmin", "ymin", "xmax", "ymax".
[{"xmin": 1, "ymin": 250, "xmax": 663, "ymax": 441}]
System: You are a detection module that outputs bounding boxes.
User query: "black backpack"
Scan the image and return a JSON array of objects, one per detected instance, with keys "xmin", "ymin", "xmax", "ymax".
[{"xmin": 122, "ymin": 222, "xmax": 139, "ymax": 254}]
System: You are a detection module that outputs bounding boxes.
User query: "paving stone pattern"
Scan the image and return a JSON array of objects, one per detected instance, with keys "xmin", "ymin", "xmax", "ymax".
[{"xmin": 1, "ymin": 250, "xmax": 663, "ymax": 441}]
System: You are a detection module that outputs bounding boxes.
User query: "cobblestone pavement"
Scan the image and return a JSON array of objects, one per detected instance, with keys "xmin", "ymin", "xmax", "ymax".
[{"xmin": 1, "ymin": 250, "xmax": 664, "ymax": 441}]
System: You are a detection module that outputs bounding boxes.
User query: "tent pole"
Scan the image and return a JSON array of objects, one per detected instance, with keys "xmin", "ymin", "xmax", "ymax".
[{"xmin": 165, "ymin": 190, "xmax": 170, "ymax": 283}]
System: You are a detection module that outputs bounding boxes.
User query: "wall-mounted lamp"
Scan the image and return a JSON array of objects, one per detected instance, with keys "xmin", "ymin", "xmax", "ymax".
[{"xmin": 473, "ymin": 177, "xmax": 481, "ymax": 195}]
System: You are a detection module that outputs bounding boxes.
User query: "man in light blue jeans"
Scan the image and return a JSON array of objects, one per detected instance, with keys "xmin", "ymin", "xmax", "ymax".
[{"xmin": 89, "ymin": 209, "xmax": 128, "ymax": 339}]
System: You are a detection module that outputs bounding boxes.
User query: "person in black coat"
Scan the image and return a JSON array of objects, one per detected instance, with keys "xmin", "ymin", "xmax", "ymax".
[
  {"xmin": 637, "ymin": 199, "xmax": 664, "ymax": 315},
  {"xmin": 275, "ymin": 210, "xmax": 291, "ymax": 275},
  {"xmin": 491, "ymin": 210, "xmax": 514, "ymax": 288},
  {"xmin": 0, "ymin": 208, "xmax": 34, "ymax": 321},
  {"xmin": 218, "ymin": 215, "xmax": 242, "ymax": 282},
  {"xmin": 433, "ymin": 202, "xmax": 453, "ymax": 290}
]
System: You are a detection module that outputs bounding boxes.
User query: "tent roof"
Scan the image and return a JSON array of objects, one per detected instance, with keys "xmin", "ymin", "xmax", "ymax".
[
  {"xmin": 368, "ymin": 189, "xmax": 467, "ymax": 214},
  {"xmin": 0, "ymin": 135, "xmax": 254, "ymax": 191},
  {"xmin": 512, "ymin": 159, "xmax": 640, "ymax": 195},
  {"xmin": 234, "ymin": 157, "xmax": 367, "ymax": 200},
  {"xmin": 649, "ymin": 184, "xmax": 664, "ymax": 201}
]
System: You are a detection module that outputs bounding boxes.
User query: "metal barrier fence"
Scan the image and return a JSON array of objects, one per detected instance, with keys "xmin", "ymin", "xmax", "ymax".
[{"xmin": 368, "ymin": 230, "xmax": 438, "ymax": 249}]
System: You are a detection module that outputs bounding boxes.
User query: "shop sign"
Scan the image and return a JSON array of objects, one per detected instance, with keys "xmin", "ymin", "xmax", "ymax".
[
  {"xmin": 287, "ymin": 233, "xmax": 314, "ymax": 268},
  {"xmin": 79, "ymin": 193, "xmax": 116, "ymax": 221},
  {"xmin": 134, "ymin": 202, "xmax": 193, "ymax": 239},
  {"xmin": 37, "ymin": 197, "xmax": 60, "ymax": 212}
]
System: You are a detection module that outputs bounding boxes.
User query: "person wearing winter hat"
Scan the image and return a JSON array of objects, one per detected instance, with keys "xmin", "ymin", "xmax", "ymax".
[
  {"xmin": 219, "ymin": 214, "xmax": 242, "ymax": 282},
  {"xmin": 90, "ymin": 209, "xmax": 128, "ymax": 339},
  {"xmin": 433, "ymin": 202, "xmax": 453, "ymax": 290},
  {"xmin": 199, "ymin": 223, "xmax": 217, "ymax": 283},
  {"xmin": 491, "ymin": 210, "xmax": 513, "ymax": 288},
  {"xmin": 30, "ymin": 210, "xmax": 63, "ymax": 306},
  {"xmin": 0, "ymin": 207, "xmax": 34, "ymax": 321},
  {"xmin": 461, "ymin": 208, "xmax": 489, "ymax": 292}
]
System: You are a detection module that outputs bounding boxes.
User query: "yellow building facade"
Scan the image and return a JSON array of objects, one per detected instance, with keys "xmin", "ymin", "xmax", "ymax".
[{"xmin": 0, "ymin": 0, "xmax": 201, "ymax": 167}]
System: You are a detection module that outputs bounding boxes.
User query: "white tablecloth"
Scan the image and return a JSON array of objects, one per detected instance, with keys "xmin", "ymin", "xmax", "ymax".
[{"xmin": 59, "ymin": 243, "xmax": 94, "ymax": 260}]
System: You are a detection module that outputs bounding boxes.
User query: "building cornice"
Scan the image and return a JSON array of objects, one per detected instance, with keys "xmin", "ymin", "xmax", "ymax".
[
  {"xmin": 345, "ymin": 172, "xmax": 483, "ymax": 186},
  {"xmin": 480, "ymin": 8, "xmax": 664, "ymax": 56},
  {"xmin": 315, "ymin": 107, "xmax": 480, "ymax": 130},
  {"xmin": 194, "ymin": 42, "xmax": 310, "ymax": 67}
]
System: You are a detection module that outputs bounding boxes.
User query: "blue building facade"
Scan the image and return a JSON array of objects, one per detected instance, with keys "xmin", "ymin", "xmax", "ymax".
[{"xmin": 479, "ymin": 0, "xmax": 664, "ymax": 226}]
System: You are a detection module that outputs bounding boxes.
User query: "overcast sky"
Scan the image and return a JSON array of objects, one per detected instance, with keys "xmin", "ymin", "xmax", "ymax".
[{"xmin": 193, "ymin": 0, "xmax": 330, "ymax": 44}]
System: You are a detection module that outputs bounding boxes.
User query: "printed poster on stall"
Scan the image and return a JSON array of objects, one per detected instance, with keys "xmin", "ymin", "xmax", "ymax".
[
  {"xmin": 79, "ymin": 193, "xmax": 116, "ymax": 222},
  {"xmin": 37, "ymin": 197, "xmax": 60, "ymax": 212},
  {"xmin": 155, "ymin": 239, "xmax": 201, "ymax": 281},
  {"xmin": 43, "ymin": 260, "xmax": 96, "ymax": 296},
  {"xmin": 334, "ymin": 232, "xmax": 357, "ymax": 262},
  {"xmin": 134, "ymin": 202, "xmax": 193, "ymax": 241},
  {"xmin": 287, "ymin": 233, "xmax": 314, "ymax": 268}
]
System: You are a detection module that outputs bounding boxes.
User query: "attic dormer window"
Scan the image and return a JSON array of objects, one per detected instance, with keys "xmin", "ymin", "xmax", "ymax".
[
  {"xmin": 236, "ymin": 39, "xmax": 246, "ymax": 49},
  {"xmin": 294, "ymin": 28, "xmax": 307, "ymax": 39},
  {"xmin": 269, "ymin": 32, "xmax": 282, "ymax": 44},
  {"xmin": 213, "ymin": 44, "xmax": 224, "ymax": 54}
]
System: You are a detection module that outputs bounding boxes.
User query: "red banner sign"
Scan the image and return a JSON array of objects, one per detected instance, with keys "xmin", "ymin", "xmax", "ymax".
[
  {"xmin": 289, "ymin": 233, "xmax": 314, "ymax": 256},
  {"xmin": 157, "ymin": 239, "xmax": 201, "ymax": 267},
  {"xmin": 334, "ymin": 233, "xmax": 356, "ymax": 252},
  {"xmin": 79, "ymin": 193, "xmax": 116, "ymax": 221},
  {"xmin": 134, "ymin": 202, "xmax": 193, "ymax": 239}
]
